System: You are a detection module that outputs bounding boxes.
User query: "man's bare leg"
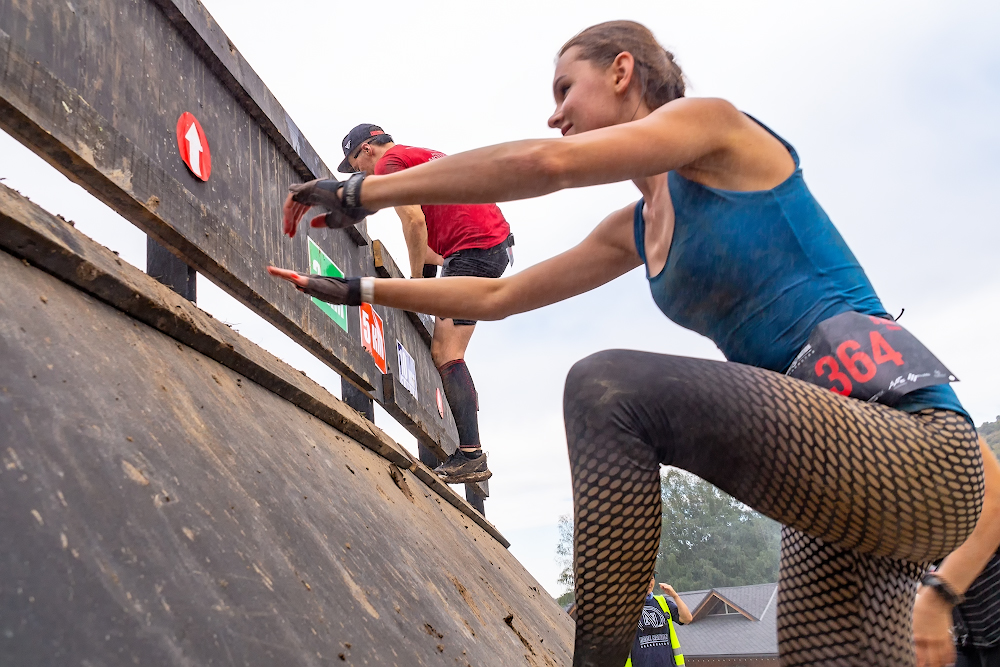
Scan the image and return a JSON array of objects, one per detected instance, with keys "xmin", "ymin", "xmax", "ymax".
[{"xmin": 431, "ymin": 317, "xmax": 475, "ymax": 368}]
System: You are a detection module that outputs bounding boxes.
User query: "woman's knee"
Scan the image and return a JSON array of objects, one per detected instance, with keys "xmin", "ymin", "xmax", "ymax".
[
  {"xmin": 563, "ymin": 351, "xmax": 635, "ymax": 450},
  {"xmin": 566, "ymin": 350, "xmax": 615, "ymax": 396},
  {"xmin": 563, "ymin": 350, "xmax": 641, "ymax": 418}
]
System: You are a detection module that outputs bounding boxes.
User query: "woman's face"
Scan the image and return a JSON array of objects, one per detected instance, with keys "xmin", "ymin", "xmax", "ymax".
[{"xmin": 548, "ymin": 46, "xmax": 631, "ymax": 136}]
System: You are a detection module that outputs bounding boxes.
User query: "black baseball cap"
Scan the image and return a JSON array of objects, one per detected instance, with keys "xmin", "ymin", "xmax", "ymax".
[{"xmin": 338, "ymin": 123, "xmax": 392, "ymax": 173}]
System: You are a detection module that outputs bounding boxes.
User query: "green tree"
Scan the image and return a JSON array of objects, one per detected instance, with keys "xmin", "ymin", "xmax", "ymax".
[
  {"xmin": 980, "ymin": 416, "xmax": 1000, "ymax": 460},
  {"xmin": 554, "ymin": 469, "xmax": 781, "ymax": 603},
  {"xmin": 657, "ymin": 469, "xmax": 780, "ymax": 591},
  {"xmin": 555, "ymin": 515, "xmax": 574, "ymax": 607}
]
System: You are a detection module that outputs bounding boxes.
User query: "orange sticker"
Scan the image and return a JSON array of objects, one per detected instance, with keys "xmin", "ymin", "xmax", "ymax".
[{"xmin": 359, "ymin": 303, "xmax": 387, "ymax": 374}]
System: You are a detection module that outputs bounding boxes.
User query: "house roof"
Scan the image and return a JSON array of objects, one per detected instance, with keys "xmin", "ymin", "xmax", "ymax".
[{"xmin": 672, "ymin": 583, "xmax": 779, "ymax": 657}]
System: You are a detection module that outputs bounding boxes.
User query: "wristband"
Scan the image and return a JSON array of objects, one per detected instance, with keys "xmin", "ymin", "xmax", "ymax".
[
  {"xmin": 360, "ymin": 277, "xmax": 375, "ymax": 304},
  {"xmin": 921, "ymin": 573, "xmax": 964, "ymax": 606},
  {"xmin": 345, "ymin": 278, "xmax": 362, "ymax": 306},
  {"xmin": 422, "ymin": 263, "xmax": 438, "ymax": 279},
  {"xmin": 342, "ymin": 172, "xmax": 365, "ymax": 208}
]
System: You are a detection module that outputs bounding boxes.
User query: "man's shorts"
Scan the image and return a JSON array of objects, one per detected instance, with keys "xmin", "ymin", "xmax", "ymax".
[{"xmin": 441, "ymin": 237, "xmax": 510, "ymax": 326}]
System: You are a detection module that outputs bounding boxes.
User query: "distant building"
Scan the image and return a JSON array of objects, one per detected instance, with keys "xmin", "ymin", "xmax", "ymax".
[{"xmin": 672, "ymin": 582, "xmax": 779, "ymax": 666}]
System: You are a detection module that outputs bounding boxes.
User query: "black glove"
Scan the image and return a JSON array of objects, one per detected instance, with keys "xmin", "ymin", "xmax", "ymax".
[
  {"xmin": 297, "ymin": 275, "xmax": 362, "ymax": 306},
  {"xmin": 288, "ymin": 173, "xmax": 372, "ymax": 229}
]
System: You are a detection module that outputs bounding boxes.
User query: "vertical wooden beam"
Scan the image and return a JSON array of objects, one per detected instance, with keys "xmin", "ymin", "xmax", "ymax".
[
  {"xmin": 466, "ymin": 484, "xmax": 486, "ymax": 517},
  {"xmin": 417, "ymin": 443, "xmax": 440, "ymax": 469},
  {"xmin": 147, "ymin": 237, "xmax": 196, "ymax": 302},
  {"xmin": 341, "ymin": 378, "xmax": 374, "ymax": 423}
]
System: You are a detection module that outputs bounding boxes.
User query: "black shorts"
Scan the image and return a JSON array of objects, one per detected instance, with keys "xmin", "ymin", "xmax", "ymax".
[{"xmin": 440, "ymin": 237, "xmax": 510, "ymax": 326}]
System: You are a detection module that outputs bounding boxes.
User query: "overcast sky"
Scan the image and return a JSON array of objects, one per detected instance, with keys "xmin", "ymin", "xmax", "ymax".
[{"xmin": 2, "ymin": 0, "xmax": 998, "ymax": 597}]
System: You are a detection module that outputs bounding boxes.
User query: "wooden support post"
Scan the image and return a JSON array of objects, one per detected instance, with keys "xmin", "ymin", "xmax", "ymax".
[
  {"xmin": 466, "ymin": 484, "xmax": 486, "ymax": 517},
  {"xmin": 147, "ymin": 237, "xmax": 196, "ymax": 302},
  {"xmin": 341, "ymin": 378, "xmax": 374, "ymax": 422},
  {"xmin": 417, "ymin": 442, "xmax": 440, "ymax": 469}
]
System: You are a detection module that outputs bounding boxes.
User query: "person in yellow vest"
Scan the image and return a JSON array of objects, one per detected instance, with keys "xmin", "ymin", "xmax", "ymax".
[{"xmin": 626, "ymin": 576, "xmax": 693, "ymax": 667}]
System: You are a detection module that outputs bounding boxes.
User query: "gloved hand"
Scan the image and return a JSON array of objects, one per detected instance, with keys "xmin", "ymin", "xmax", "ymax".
[
  {"xmin": 267, "ymin": 266, "xmax": 364, "ymax": 306},
  {"xmin": 282, "ymin": 173, "xmax": 372, "ymax": 238}
]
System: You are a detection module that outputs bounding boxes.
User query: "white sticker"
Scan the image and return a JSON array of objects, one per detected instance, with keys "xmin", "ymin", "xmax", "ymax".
[{"xmin": 396, "ymin": 340, "xmax": 418, "ymax": 400}]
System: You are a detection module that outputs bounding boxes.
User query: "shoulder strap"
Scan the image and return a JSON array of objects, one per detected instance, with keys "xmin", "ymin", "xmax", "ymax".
[
  {"xmin": 653, "ymin": 595, "xmax": 673, "ymax": 620},
  {"xmin": 653, "ymin": 595, "xmax": 670, "ymax": 615}
]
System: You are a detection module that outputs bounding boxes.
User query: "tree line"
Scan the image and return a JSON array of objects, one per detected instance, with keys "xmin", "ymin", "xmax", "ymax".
[{"xmin": 980, "ymin": 416, "xmax": 1000, "ymax": 459}]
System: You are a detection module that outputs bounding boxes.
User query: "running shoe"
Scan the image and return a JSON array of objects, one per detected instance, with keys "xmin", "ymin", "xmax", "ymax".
[{"xmin": 433, "ymin": 450, "xmax": 492, "ymax": 483}]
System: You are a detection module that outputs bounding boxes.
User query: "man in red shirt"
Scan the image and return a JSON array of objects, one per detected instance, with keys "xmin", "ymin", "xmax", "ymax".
[{"xmin": 339, "ymin": 124, "xmax": 512, "ymax": 484}]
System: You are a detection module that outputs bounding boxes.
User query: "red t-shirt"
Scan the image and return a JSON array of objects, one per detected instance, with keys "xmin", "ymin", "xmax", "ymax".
[{"xmin": 374, "ymin": 145, "xmax": 510, "ymax": 258}]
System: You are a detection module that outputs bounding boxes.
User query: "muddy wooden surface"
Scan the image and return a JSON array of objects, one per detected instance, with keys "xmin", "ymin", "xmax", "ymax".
[
  {"xmin": 0, "ymin": 220, "xmax": 573, "ymax": 666},
  {"xmin": 0, "ymin": 182, "xmax": 502, "ymax": 544},
  {"xmin": 0, "ymin": 0, "xmax": 459, "ymax": 455}
]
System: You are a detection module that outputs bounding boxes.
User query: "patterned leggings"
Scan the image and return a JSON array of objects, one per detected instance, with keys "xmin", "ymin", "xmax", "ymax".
[{"xmin": 564, "ymin": 350, "xmax": 983, "ymax": 667}]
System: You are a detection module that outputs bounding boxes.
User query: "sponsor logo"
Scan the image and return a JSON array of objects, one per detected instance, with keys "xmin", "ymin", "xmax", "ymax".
[
  {"xmin": 641, "ymin": 606, "xmax": 666, "ymax": 629},
  {"xmin": 638, "ymin": 634, "xmax": 672, "ymax": 648},
  {"xmin": 360, "ymin": 303, "xmax": 387, "ymax": 374},
  {"xmin": 306, "ymin": 238, "xmax": 348, "ymax": 333},
  {"xmin": 397, "ymin": 341, "xmax": 418, "ymax": 399}
]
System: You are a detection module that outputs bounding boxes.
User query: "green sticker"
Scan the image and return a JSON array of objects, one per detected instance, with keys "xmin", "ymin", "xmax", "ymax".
[{"xmin": 307, "ymin": 237, "xmax": 348, "ymax": 333}]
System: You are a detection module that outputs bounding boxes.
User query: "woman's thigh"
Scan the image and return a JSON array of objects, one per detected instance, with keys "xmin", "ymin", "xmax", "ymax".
[{"xmin": 563, "ymin": 349, "xmax": 983, "ymax": 561}]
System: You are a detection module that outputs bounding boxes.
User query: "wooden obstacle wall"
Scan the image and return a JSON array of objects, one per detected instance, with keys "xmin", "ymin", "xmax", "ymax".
[
  {"xmin": 0, "ymin": 182, "xmax": 573, "ymax": 666},
  {"xmin": 0, "ymin": 0, "xmax": 463, "ymax": 463}
]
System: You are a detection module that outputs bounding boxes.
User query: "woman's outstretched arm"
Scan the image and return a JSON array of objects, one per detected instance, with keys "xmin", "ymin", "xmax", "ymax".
[
  {"xmin": 271, "ymin": 205, "xmax": 642, "ymax": 322},
  {"xmin": 357, "ymin": 98, "xmax": 745, "ymax": 211}
]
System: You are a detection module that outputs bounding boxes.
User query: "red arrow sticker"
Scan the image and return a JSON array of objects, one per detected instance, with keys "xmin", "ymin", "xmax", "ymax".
[{"xmin": 176, "ymin": 112, "xmax": 211, "ymax": 181}]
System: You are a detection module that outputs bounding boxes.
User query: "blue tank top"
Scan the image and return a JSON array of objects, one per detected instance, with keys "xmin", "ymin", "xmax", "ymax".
[{"xmin": 633, "ymin": 117, "xmax": 967, "ymax": 419}]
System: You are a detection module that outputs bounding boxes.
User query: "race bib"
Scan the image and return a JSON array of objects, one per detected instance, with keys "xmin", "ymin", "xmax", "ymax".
[{"xmin": 785, "ymin": 311, "xmax": 957, "ymax": 404}]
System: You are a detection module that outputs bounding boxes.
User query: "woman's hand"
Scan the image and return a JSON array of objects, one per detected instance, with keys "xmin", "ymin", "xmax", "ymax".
[
  {"xmin": 267, "ymin": 266, "xmax": 309, "ymax": 289},
  {"xmin": 267, "ymin": 266, "xmax": 363, "ymax": 306},
  {"xmin": 281, "ymin": 176, "xmax": 372, "ymax": 238},
  {"xmin": 913, "ymin": 586, "xmax": 957, "ymax": 667}
]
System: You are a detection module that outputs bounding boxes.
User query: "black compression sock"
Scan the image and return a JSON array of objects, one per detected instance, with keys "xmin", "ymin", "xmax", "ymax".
[
  {"xmin": 461, "ymin": 448, "xmax": 483, "ymax": 459},
  {"xmin": 438, "ymin": 359, "xmax": 480, "ymax": 450}
]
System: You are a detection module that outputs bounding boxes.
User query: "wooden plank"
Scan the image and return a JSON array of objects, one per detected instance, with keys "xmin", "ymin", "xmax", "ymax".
[{"xmin": 0, "ymin": 0, "xmax": 458, "ymax": 453}]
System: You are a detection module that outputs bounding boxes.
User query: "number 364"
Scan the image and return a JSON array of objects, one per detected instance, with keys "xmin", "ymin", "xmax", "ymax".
[{"xmin": 816, "ymin": 331, "xmax": 904, "ymax": 395}]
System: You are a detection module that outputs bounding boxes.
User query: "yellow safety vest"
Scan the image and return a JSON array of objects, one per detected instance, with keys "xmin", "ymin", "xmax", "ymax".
[{"xmin": 625, "ymin": 595, "xmax": 685, "ymax": 667}]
